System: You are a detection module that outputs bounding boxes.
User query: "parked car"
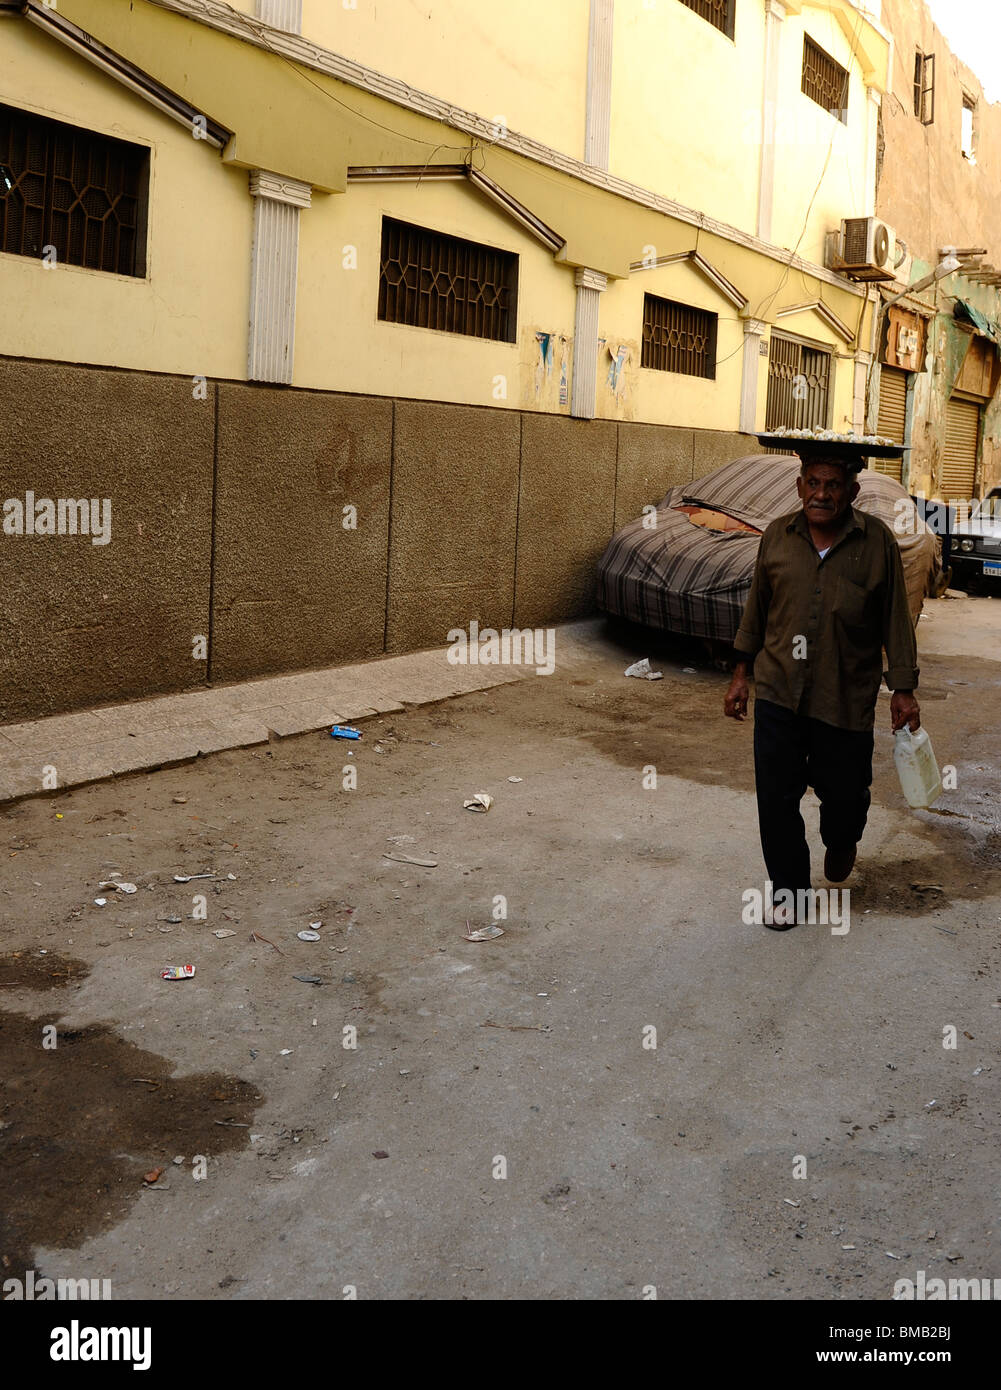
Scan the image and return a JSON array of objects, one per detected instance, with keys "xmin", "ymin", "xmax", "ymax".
[
  {"xmin": 916, "ymin": 487, "xmax": 1001, "ymax": 589},
  {"xmin": 596, "ymin": 453, "xmax": 943, "ymax": 644}
]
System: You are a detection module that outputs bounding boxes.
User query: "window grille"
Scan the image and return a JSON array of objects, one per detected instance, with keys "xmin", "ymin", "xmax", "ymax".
[
  {"xmin": 802, "ymin": 35, "xmax": 849, "ymax": 122},
  {"xmin": 641, "ymin": 294, "xmax": 717, "ymax": 379},
  {"xmin": 765, "ymin": 333, "xmax": 832, "ymax": 433},
  {"xmin": 677, "ymin": 0, "xmax": 734, "ymax": 41},
  {"xmin": 378, "ymin": 216, "xmax": 518, "ymax": 343},
  {"xmin": 0, "ymin": 103, "xmax": 147, "ymax": 276}
]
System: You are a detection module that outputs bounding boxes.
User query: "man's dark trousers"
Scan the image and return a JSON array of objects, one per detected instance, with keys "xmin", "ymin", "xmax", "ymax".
[{"xmin": 753, "ymin": 698, "xmax": 874, "ymax": 893}]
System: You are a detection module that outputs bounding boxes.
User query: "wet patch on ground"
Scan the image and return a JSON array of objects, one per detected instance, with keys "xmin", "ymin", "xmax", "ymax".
[
  {"xmin": 0, "ymin": 954, "xmax": 261, "ymax": 1283},
  {"xmin": 851, "ymin": 853, "xmax": 996, "ymax": 918},
  {"xmin": 0, "ymin": 951, "xmax": 90, "ymax": 991},
  {"xmin": 578, "ymin": 686, "xmax": 757, "ymax": 794},
  {"xmin": 542, "ymin": 641, "xmax": 1001, "ymax": 897}
]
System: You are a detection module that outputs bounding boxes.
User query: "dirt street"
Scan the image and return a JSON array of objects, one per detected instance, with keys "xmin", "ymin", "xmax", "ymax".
[{"xmin": 1, "ymin": 598, "xmax": 999, "ymax": 1300}]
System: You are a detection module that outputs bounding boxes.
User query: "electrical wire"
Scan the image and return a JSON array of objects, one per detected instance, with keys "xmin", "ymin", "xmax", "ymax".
[
  {"xmin": 750, "ymin": 3, "xmax": 866, "ymax": 325},
  {"xmin": 192, "ymin": 0, "xmax": 878, "ymax": 398},
  {"xmin": 711, "ymin": 1, "xmax": 869, "ymax": 375},
  {"xmin": 203, "ymin": 1, "xmax": 481, "ymax": 154}
]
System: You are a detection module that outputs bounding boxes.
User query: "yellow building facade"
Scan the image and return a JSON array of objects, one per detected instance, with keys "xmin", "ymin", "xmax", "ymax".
[
  {"xmin": 1, "ymin": 0, "xmax": 889, "ymax": 421},
  {"xmin": 0, "ymin": 0, "xmax": 895, "ymax": 721}
]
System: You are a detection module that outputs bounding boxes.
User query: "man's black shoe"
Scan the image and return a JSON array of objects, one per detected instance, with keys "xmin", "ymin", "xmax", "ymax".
[
  {"xmin": 824, "ymin": 845, "xmax": 857, "ymax": 882},
  {"xmin": 765, "ymin": 901, "xmax": 798, "ymax": 930}
]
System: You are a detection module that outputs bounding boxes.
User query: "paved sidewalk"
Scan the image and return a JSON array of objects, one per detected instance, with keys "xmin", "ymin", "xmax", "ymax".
[{"xmin": 0, "ymin": 623, "xmax": 604, "ymax": 805}]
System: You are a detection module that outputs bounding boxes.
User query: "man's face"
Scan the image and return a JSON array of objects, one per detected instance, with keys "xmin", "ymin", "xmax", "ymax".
[{"xmin": 796, "ymin": 462, "xmax": 859, "ymax": 524}]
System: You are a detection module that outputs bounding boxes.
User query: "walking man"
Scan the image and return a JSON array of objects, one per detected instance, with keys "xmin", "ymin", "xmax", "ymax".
[{"xmin": 723, "ymin": 451, "xmax": 921, "ymax": 928}]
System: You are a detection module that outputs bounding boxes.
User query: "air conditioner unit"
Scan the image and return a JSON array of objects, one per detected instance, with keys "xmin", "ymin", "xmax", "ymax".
[{"xmin": 837, "ymin": 216, "xmax": 898, "ymax": 280}]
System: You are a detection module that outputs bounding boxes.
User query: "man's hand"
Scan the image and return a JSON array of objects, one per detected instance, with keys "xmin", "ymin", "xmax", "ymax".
[
  {"xmin": 724, "ymin": 665, "xmax": 751, "ymax": 721},
  {"xmin": 890, "ymin": 689, "xmax": 920, "ymax": 732}
]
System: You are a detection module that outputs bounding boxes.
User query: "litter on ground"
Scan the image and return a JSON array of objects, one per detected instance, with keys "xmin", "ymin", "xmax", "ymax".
[
  {"xmin": 463, "ymin": 922, "xmax": 505, "ymax": 941},
  {"xmin": 624, "ymin": 657, "xmax": 663, "ymax": 681}
]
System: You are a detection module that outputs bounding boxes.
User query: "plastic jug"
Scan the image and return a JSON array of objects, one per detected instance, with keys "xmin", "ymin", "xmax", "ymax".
[{"xmin": 894, "ymin": 726, "xmax": 942, "ymax": 809}]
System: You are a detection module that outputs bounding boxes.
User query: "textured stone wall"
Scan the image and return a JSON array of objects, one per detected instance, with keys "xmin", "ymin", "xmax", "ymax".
[
  {"xmin": 0, "ymin": 357, "xmax": 757, "ymax": 722},
  {"xmin": 0, "ymin": 359, "xmax": 214, "ymax": 724},
  {"xmin": 385, "ymin": 401, "xmax": 521, "ymax": 653},
  {"xmin": 211, "ymin": 384, "xmax": 392, "ymax": 681}
]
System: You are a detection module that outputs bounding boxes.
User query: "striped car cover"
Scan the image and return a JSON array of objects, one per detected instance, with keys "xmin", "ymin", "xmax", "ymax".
[{"xmin": 595, "ymin": 454, "xmax": 941, "ymax": 641}]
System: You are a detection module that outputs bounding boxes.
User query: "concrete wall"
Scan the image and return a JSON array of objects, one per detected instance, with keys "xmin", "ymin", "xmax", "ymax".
[
  {"xmin": 0, "ymin": 359, "xmax": 214, "ymax": 724},
  {"xmin": 0, "ymin": 357, "xmax": 757, "ymax": 724},
  {"xmin": 514, "ymin": 415, "xmax": 618, "ymax": 629},
  {"xmin": 878, "ymin": 0, "xmax": 1001, "ymax": 273},
  {"xmin": 211, "ymin": 385, "xmax": 393, "ymax": 682},
  {"xmin": 385, "ymin": 401, "xmax": 521, "ymax": 652},
  {"xmin": 875, "ymin": 0, "xmax": 1001, "ymax": 497}
]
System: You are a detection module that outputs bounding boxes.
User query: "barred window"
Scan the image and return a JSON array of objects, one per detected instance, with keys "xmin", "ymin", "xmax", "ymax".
[
  {"xmin": 641, "ymin": 294, "xmax": 718, "ymax": 379},
  {"xmin": 378, "ymin": 216, "xmax": 518, "ymax": 343},
  {"xmin": 802, "ymin": 35, "xmax": 849, "ymax": 123},
  {"xmin": 677, "ymin": 0, "xmax": 735, "ymax": 41},
  {"xmin": 765, "ymin": 333, "xmax": 832, "ymax": 434},
  {"xmin": 0, "ymin": 103, "xmax": 148, "ymax": 276}
]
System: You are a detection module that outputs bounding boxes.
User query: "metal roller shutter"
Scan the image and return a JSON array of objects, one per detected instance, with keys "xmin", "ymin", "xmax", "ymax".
[
  {"xmin": 942, "ymin": 396, "xmax": 980, "ymax": 500},
  {"xmin": 875, "ymin": 366, "xmax": 908, "ymax": 482}
]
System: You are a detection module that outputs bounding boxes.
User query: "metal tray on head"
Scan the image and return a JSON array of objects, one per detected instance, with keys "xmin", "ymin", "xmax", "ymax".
[{"xmin": 756, "ymin": 433, "xmax": 907, "ymax": 462}]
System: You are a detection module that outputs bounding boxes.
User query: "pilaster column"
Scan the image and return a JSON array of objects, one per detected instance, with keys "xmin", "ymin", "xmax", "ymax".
[
  {"xmin": 585, "ymin": 0, "xmax": 614, "ymax": 169},
  {"xmin": 256, "ymin": 0, "xmax": 302, "ymax": 33},
  {"xmin": 572, "ymin": 267, "xmax": 608, "ymax": 419},
  {"xmin": 248, "ymin": 171, "xmax": 311, "ymax": 385},
  {"xmin": 757, "ymin": 0, "xmax": 786, "ymax": 243},
  {"xmin": 739, "ymin": 317, "xmax": 768, "ymax": 433}
]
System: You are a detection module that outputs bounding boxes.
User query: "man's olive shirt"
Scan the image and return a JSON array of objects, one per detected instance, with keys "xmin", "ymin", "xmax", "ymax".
[{"xmin": 733, "ymin": 506, "xmax": 919, "ymax": 732}]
